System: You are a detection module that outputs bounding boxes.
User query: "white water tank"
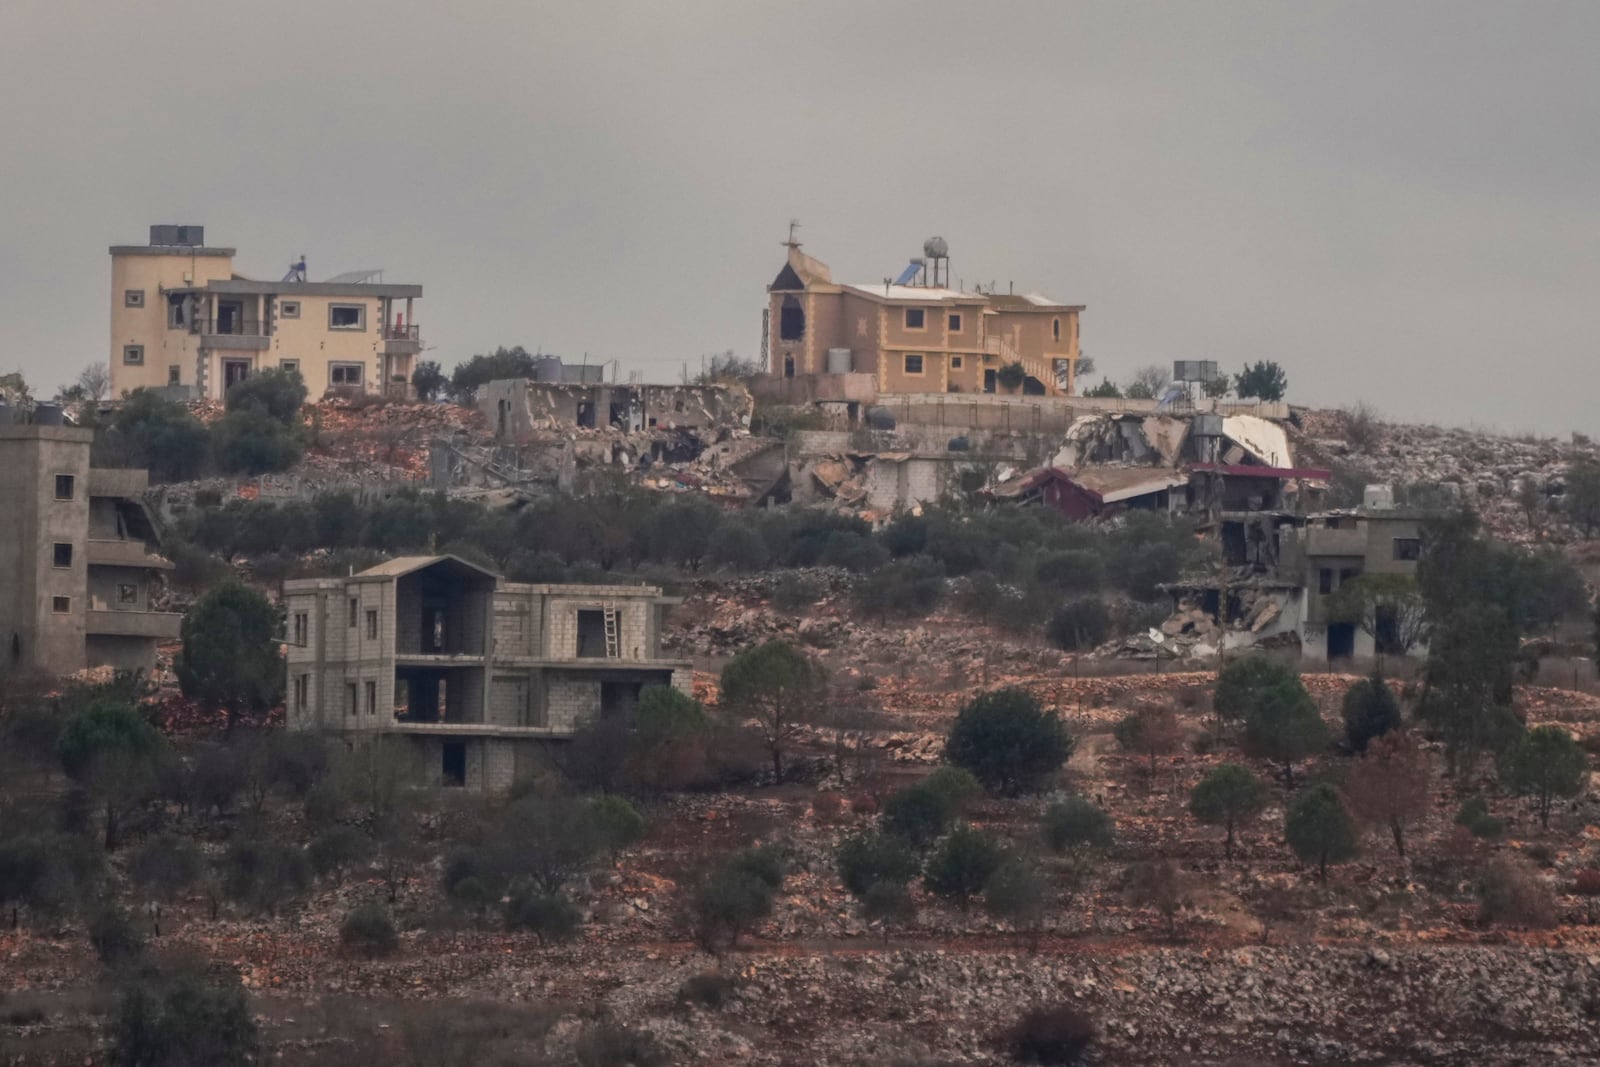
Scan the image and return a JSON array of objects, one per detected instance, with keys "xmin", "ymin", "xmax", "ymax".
[
  {"xmin": 1363, "ymin": 484, "xmax": 1395, "ymax": 510},
  {"xmin": 826, "ymin": 348, "xmax": 853, "ymax": 374}
]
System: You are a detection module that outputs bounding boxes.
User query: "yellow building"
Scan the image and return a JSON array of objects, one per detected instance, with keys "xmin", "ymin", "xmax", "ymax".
[
  {"xmin": 764, "ymin": 237, "xmax": 1082, "ymax": 396},
  {"xmin": 109, "ymin": 225, "xmax": 423, "ymax": 401}
]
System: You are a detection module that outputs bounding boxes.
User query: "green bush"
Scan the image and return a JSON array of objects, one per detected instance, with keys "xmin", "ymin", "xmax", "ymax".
[
  {"xmin": 504, "ymin": 888, "xmax": 581, "ymax": 945},
  {"xmin": 212, "ymin": 409, "xmax": 302, "ymax": 474},
  {"xmin": 1046, "ymin": 598, "xmax": 1111, "ymax": 652},
  {"xmin": 111, "ymin": 965, "xmax": 259, "ymax": 1067},
  {"xmin": 881, "ymin": 782, "xmax": 959, "ymax": 852},
  {"xmin": 1284, "ymin": 783, "xmax": 1358, "ymax": 882},
  {"xmin": 308, "ymin": 826, "xmax": 373, "ymax": 884},
  {"xmin": 88, "ymin": 903, "xmax": 143, "ymax": 967},
  {"xmin": 1004, "ymin": 1003, "xmax": 1097, "ymax": 1065},
  {"xmin": 1042, "ymin": 795, "xmax": 1115, "ymax": 854},
  {"xmin": 922, "ymin": 825, "xmax": 1005, "ymax": 913},
  {"xmin": 944, "ymin": 688, "xmax": 1073, "ymax": 796},
  {"xmin": 1455, "ymin": 795, "xmax": 1505, "ymax": 840},
  {"xmin": 837, "ymin": 832, "xmax": 921, "ymax": 896},
  {"xmin": 677, "ymin": 971, "xmax": 738, "ymax": 1010},
  {"xmin": 855, "ymin": 556, "xmax": 947, "ymax": 618},
  {"xmin": 1033, "ymin": 550, "xmax": 1106, "ymax": 594},
  {"xmin": 340, "ymin": 900, "xmax": 399, "ymax": 957},
  {"xmin": 1341, "ymin": 674, "xmax": 1401, "ymax": 753},
  {"xmin": 224, "ymin": 367, "xmax": 306, "ymax": 424}
]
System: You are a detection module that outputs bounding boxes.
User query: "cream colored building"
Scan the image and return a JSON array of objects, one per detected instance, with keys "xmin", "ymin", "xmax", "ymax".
[
  {"xmin": 765, "ymin": 238, "xmax": 1083, "ymax": 396},
  {"xmin": 109, "ymin": 225, "xmax": 423, "ymax": 401}
]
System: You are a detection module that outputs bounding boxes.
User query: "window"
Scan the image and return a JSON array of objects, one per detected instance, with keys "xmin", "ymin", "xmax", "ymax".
[
  {"xmin": 1393, "ymin": 538, "xmax": 1421, "ymax": 562},
  {"xmin": 779, "ymin": 295, "xmax": 805, "ymax": 340},
  {"xmin": 280, "ymin": 359, "xmax": 300, "ymax": 374},
  {"xmin": 293, "ymin": 612, "xmax": 308, "ymax": 646},
  {"xmin": 1053, "ymin": 318, "xmax": 1061, "ymax": 342},
  {"xmin": 52, "ymin": 596, "xmax": 70, "ymax": 614},
  {"xmin": 52, "ymin": 543, "xmax": 72, "ymax": 568},
  {"xmin": 294, "ymin": 674, "xmax": 309, "ymax": 712},
  {"xmin": 904, "ymin": 308, "xmax": 925, "ymax": 330},
  {"xmin": 348, "ymin": 597, "xmax": 358, "ymax": 627},
  {"xmin": 576, "ymin": 609, "xmax": 609, "ymax": 658},
  {"xmin": 328, "ymin": 304, "xmax": 366, "ymax": 330},
  {"xmin": 951, "ymin": 356, "xmax": 963, "ymax": 370},
  {"xmin": 54, "ymin": 475, "xmax": 74, "ymax": 500},
  {"xmin": 279, "ymin": 300, "xmax": 301, "ymax": 319},
  {"xmin": 347, "ymin": 682, "xmax": 358, "ymax": 716},
  {"xmin": 118, "ymin": 583, "xmax": 139, "ymax": 605},
  {"xmin": 366, "ymin": 680, "xmax": 377, "ymax": 716},
  {"xmin": 166, "ymin": 294, "xmax": 187, "ymax": 329},
  {"xmin": 903, "ymin": 353, "xmax": 924, "ymax": 375},
  {"xmin": 122, "ymin": 344, "xmax": 144, "ymax": 366},
  {"xmin": 124, "ymin": 289, "xmax": 145, "ymax": 308},
  {"xmin": 168, "ymin": 365, "xmax": 181, "ymax": 386},
  {"xmin": 365, "ymin": 609, "xmax": 378, "ymax": 640},
  {"xmin": 948, "ymin": 313, "xmax": 962, "ymax": 332},
  {"xmin": 330, "ymin": 363, "xmax": 364, "ymax": 387},
  {"xmin": 1318, "ymin": 568, "xmax": 1333, "ymax": 595}
]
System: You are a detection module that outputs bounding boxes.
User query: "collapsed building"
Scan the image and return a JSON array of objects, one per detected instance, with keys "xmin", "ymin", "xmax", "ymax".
[{"xmin": 283, "ymin": 555, "xmax": 692, "ymax": 790}]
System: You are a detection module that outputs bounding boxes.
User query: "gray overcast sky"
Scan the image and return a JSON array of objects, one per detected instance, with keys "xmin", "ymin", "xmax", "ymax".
[{"xmin": 2, "ymin": 1, "xmax": 1595, "ymax": 431}]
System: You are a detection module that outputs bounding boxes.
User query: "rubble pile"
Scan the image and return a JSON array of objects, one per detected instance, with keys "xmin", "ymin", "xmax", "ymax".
[
  {"xmin": 1294, "ymin": 406, "xmax": 1600, "ymax": 542},
  {"xmin": 304, "ymin": 398, "xmax": 485, "ymax": 480}
]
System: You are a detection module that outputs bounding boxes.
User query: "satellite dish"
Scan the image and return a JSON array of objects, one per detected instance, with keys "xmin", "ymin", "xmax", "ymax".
[{"xmin": 1148, "ymin": 628, "xmax": 1166, "ymax": 645}]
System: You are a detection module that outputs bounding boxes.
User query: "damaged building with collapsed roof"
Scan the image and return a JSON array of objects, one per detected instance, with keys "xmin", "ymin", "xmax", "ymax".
[{"xmin": 283, "ymin": 555, "xmax": 692, "ymax": 790}]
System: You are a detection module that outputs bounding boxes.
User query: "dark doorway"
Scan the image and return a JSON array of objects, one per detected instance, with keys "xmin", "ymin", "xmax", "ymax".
[
  {"xmin": 576, "ymin": 401, "xmax": 595, "ymax": 429},
  {"xmin": 783, "ymin": 354, "xmax": 795, "ymax": 378},
  {"xmin": 983, "ymin": 369, "xmax": 997, "ymax": 394},
  {"xmin": 1022, "ymin": 376, "xmax": 1047, "ymax": 396},
  {"xmin": 1374, "ymin": 605, "xmax": 1402, "ymax": 655},
  {"xmin": 601, "ymin": 680, "xmax": 644, "ymax": 723},
  {"xmin": 1327, "ymin": 622, "xmax": 1356, "ymax": 661},
  {"xmin": 441, "ymin": 742, "xmax": 466, "ymax": 787},
  {"xmin": 223, "ymin": 359, "xmax": 251, "ymax": 390},
  {"xmin": 576, "ymin": 609, "xmax": 608, "ymax": 658},
  {"xmin": 216, "ymin": 300, "xmax": 243, "ymax": 334}
]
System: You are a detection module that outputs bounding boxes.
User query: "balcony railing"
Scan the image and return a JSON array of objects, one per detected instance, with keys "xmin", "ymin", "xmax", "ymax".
[
  {"xmin": 193, "ymin": 318, "xmax": 267, "ymax": 337},
  {"xmin": 382, "ymin": 323, "xmax": 421, "ymax": 341}
]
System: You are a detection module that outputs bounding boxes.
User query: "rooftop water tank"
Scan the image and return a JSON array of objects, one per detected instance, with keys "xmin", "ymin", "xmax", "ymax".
[
  {"xmin": 532, "ymin": 355, "xmax": 563, "ymax": 383},
  {"xmin": 864, "ymin": 406, "xmax": 897, "ymax": 431},
  {"xmin": 1363, "ymin": 484, "xmax": 1395, "ymax": 510},
  {"xmin": 826, "ymin": 348, "xmax": 853, "ymax": 374},
  {"xmin": 32, "ymin": 402, "xmax": 63, "ymax": 426}
]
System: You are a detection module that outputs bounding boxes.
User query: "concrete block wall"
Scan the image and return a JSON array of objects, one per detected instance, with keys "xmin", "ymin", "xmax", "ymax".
[
  {"xmin": 483, "ymin": 740, "xmax": 517, "ymax": 792},
  {"xmin": 545, "ymin": 593, "xmax": 653, "ymax": 660},
  {"xmin": 492, "ymin": 595, "xmax": 540, "ymax": 658},
  {"xmin": 545, "ymin": 674, "xmax": 602, "ymax": 732},
  {"xmin": 489, "ymin": 674, "xmax": 530, "ymax": 727}
]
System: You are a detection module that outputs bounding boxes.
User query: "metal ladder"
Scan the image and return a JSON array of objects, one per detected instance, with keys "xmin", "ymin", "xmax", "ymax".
[{"xmin": 602, "ymin": 603, "xmax": 620, "ymax": 659}]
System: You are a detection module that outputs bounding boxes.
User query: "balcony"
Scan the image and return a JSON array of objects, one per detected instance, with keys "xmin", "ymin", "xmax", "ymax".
[
  {"xmin": 86, "ymin": 539, "xmax": 174, "ymax": 570},
  {"xmin": 381, "ymin": 322, "xmax": 422, "ymax": 356},
  {"xmin": 194, "ymin": 319, "xmax": 271, "ymax": 350},
  {"xmin": 86, "ymin": 609, "xmax": 182, "ymax": 640}
]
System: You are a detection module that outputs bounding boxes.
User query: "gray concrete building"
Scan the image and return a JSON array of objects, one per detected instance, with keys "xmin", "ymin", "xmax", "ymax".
[
  {"xmin": 282, "ymin": 556, "xmax": 693, "ymax": 790},
  {"xmin": 0, "ymin": 424, "xmax": 180, "ymax": 676}
]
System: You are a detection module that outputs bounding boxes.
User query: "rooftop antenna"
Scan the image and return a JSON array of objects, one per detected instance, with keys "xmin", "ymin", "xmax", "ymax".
[
  {"xmin": 784, "ymin": 218, "xmax": 802, "ymax": 249},
  {"xmin": 282, "ymin": 256, "xmax": 307, "ymax": 283}
]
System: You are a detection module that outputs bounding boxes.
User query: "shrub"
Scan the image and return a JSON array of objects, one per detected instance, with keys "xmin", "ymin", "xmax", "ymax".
[
  {"xmin": 920, "ymin": 766, "xmax": 982, "ymax": 810},
  {"xmin": 726, "ymin": 845, "xmax": 785, "ymax": 891},
  {"xmin": 587, "ymin": 795, "xmax": 647, "ymax": 855},
  {"xmin": 1041, "ymin": 795, "xmax": 1115, "ymax": 855},
  {"xmin": 212, "ymin": 409, "xmax": 302, "ymax": 474},
  {"xmin": 1113, "ymin": 706, "xmax": 1182, "ymax": 777},
  {"xmin": 1003, "ymin": 1003, "xmax": 1097, "ymax": 1065},
  {"xmin": 1341, "ymin": 674, "xmax": 1401, "ymax": 753},
  {"xmin": 771, "ymin": 572, "xmax": 824, "ymax": 612},
  {"xmin": 220, "ymin": 838, "xmax": 312, "ymax": 916},
  {"xmin": 1284, "ymin": 783, "xmax": 1358, "ymax": 882},
  {"xmin": 856, "ymin": 556, "xmax": 947, "ymax": 618},
  {"xmin": 340, "ymin": 901, "xmax": 399, "ymax": 958},
  {"xmin": 308, "ymin": 826, "xmax": 373, "ymax": 885},
  {"xmin": 923, "ymin": 825, "xmax": 1006, "ymax": 913},
  {"xmin": 690, "ymin": 867, "xmax": 775, "ymax": 952},
  {"xmin": 1045, "ymin": 598, "xmax": 1111, "ymax": 652},
  {"xmin": 110, "ymin": 965, "xmax": 259, "ymax": 1067},
  {"xmin": 573, "ymin": 1021, "xmax": 667, "ymax": 1067},
  {"xmin": 677, "ymin": 971, "xmax": 738, "ymax": 1010},
  {"xmin": 1188, "ymin": 764, "xmax": 1268, "ymax": 861},
  {"xmin": 1477, "ymin": 856, "xmax": 1557, "ymax": 928},
  {"xmin": 411, "ymin": 360, "xmax": 447, "ymax": 402},
  {"xmin": 1126, "ymin": 858, "xmax": 1187, "ymax": 938},
  {"xmin": 504, "ymin": 888, "xmax": 581, "ymax": 945},
  {"xmin": 1241, "ymin": 674, "xmax": 1328, "ymax": 787},
  {"xmin": 984, "ymin": 856, "xmax": 1048, "ymax": 950},
  {"xmin": 837, "ymin": 832, "xmax": 921, "ymax": 897},
  {"xmin": 881, "ymin": 782, "xmax": 959, "ymax": 852},
  {"xmin": 224, "ymin": 367, "xmax": 306, "ymax": 424},
  {"xmin": 1033, "ymin": 551, "xmax": 1106, "ymax": 594},
  {"xmin": 1455, "ymin": 796, "xmax": 1505, "ymax": 840},
  {"xmin": 88, "ymin": 904, "xmax": 143, "ymax": 967},
  {"xmin": 1499, "ymin": 724, "xmax": 1588, "ymax": 828},
  {"xmin": 944, "ymin": 688, "xmax": 1073, "ymax": 797},
  {"xmin": 1212, "ymin": 656, "xmax": 1299, "ymax": 732}
]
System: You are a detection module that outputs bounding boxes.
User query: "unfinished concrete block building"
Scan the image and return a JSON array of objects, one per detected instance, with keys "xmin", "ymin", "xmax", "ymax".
[{"xmin": 282, "ymin": 556, "xmax": 693, "ymax": 790}]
